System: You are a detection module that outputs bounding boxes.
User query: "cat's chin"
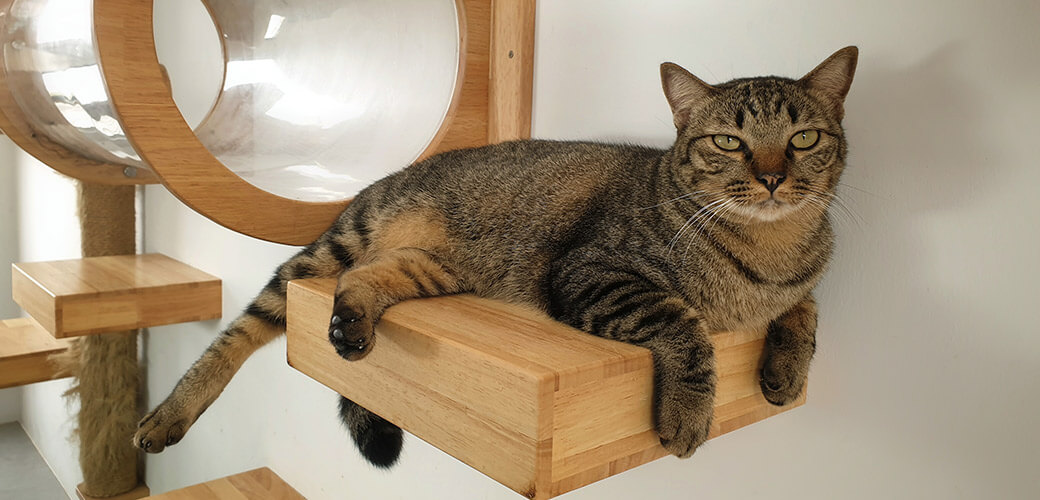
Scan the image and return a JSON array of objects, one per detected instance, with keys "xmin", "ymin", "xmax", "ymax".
[{"xmin": 745, "ymin": 199, "xmax": 798, "ymax": 222}]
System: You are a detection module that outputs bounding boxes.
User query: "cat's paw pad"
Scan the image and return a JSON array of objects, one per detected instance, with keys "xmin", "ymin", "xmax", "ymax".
[
  {"xmin": 759, "ymin": 357, "xmax": 807, "ymax": 406},
  {"xmin": 132, "ymin": 404, "xmax": 192, "ymax": 453},
  {"xmin": 329, "ymin": 300, "xmax": 374, "ymax": 360},
  {"xmin": 655, "ymin": 392, "xmax": 713, "ymax": 458}
]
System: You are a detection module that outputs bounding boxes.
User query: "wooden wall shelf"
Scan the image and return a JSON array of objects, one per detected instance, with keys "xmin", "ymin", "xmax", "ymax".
[
  {"xmin": 286, "ymin": 279, "xmax": 805, "ymax": 499},
  {"xmin": 143, "ymin": 467, "xmax": 303, "ymax": 500},
  {"xmin": 12, "ymin": 254, "xmax": 221, "ymax": 338},
  {"xmin": 0, "ymin": 317, "xmax": 73, "ymax": 389}
]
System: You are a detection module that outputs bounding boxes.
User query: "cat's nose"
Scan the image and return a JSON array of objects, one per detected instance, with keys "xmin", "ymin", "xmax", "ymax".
[{"xmin": 756, "ymin": 173, "xmax": 786, "ymax": 193}]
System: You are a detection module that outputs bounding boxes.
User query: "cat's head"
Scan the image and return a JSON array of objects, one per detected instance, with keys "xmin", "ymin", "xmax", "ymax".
[{"xmin": 661, "ymin": 47, "xmax": 857, "ymax": 223}]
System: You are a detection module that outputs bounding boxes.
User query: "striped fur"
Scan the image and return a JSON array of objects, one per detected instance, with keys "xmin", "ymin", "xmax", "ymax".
[{"xmin": 134, "ymin": 47, "xmax": 857, "ymax": 462}]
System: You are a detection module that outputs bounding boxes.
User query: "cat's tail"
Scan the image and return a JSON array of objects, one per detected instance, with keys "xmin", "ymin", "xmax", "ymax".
[{"xmin": 339, "ymin": 396, "xmax": 404, "ymax": 468}]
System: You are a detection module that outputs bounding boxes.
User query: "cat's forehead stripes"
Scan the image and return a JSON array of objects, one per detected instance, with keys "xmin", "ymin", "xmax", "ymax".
[{"xmin": 720, "ymin": 78, "xmax": 802, "ymax": 129}]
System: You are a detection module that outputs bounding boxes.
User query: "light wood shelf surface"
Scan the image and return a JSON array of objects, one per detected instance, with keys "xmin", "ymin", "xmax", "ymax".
[
  {"xmin": 286, "ymin": 279, "xmax": 805, "ymax": 499},
  {"xmin": 143, "ymin": 468, "xmax": 303, "ymax": 500},
  {"xmin": 0, "ymin": 317, "xmax": 73, "ymax": 389},
  {"xmin": 12, "ymin": 254, "xmax": 221, "ymax": 338}
]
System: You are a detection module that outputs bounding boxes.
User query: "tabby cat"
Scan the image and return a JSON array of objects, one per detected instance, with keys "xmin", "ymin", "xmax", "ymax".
[{"xmin": 133, "ymin": 47, "xmax": 858, "ymax": 465}]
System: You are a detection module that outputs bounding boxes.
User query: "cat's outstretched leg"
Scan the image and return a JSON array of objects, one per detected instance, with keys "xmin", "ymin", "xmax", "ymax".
[
  {"xmin": 547, "ymin": 260, "xmax": 716, "ymax": 458},
  {"xmin": 759, "ymin": 295, "xmax": 817, "ymax": 405},
  {"xmin": 327, "ymin": 247, "xmax": 463, "ymax": 360},
  {"xmin": 132, "ymin": 238, "xmax": 351, "ymax": 453}
]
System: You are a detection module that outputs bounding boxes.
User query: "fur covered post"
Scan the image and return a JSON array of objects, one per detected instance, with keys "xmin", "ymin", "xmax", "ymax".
[{"xmin": 68, "ymin": 182, "xmax": 140, "ymax": 497}]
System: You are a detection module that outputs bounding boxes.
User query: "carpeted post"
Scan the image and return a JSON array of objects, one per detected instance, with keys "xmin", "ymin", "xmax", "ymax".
[{"xmin": 69, "ymin": 182, "xmax": 140, "ymax": 497}]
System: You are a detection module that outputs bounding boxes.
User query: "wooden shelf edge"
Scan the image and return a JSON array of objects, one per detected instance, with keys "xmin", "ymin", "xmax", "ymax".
[
  {"xmin": 285, "ymin": 279, "xmax": 806, "ymax": 499},
  {"xmin": 11, "ymin": 254, "xmax": 222, "ymax": 338},
  {"xmin": 143, "ymin": 467, "xmax": 303, "ymax": 499},
  {"xmin": 0, "ymin": 317, "xmax": 73, "ymax": 389}
]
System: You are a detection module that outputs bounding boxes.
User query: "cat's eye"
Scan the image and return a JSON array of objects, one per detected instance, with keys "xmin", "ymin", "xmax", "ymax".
[
  {"xmin": 790, "ymin": 130, "xmax": 819, "ymax": 149},
  {"xmin": 712, "ymin": 135, "xmax": 742, "ymax": 151}
]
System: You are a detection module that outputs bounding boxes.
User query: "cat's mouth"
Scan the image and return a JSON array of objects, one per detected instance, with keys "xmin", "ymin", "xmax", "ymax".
[{"xmin": 748, "ymin": 197, "xmax": 797, "ymax": 222}]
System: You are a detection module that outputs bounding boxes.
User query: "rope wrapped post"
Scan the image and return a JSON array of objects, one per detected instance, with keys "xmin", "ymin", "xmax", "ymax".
[{"xmin": 72, "ymin": 182, "xmax": 140, "ymax": 498}]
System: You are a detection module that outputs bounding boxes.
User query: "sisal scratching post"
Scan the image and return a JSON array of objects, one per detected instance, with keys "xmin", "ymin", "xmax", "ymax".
[{"xmin": 71, "ymin": 182, "xmax": 140, "ymax": 497}]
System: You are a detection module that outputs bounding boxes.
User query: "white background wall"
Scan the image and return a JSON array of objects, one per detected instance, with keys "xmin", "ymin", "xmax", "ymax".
[
  {"xmin": 2, "ymin": 151, "xmax": 84, "ymax": 498},
  {"xmin": 0, "ymin": 139, "xmax": 21, "ymax": 425},
  {"xmin": 2, "ymin": 0, "xmax": 1038, "ymax": 499}
]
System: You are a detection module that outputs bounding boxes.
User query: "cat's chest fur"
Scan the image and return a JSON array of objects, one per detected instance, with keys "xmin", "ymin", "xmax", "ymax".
[{"xmin": 678, "ymin": 218, "xmax": 832, "ymax": 332}]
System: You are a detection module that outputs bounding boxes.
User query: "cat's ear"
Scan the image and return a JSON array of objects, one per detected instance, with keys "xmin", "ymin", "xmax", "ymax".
[
  {"xmin": 660, "ymin": 62, "xmax": 716, "ymax": 129},
  {"xmin": 798, "ymin": 46, "xmax": 858, "ymax": 120}
]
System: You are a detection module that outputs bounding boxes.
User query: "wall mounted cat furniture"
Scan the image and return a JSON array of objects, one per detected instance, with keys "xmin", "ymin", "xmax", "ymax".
[
  {"xmin": 0, "ymin": 1, "xmax": 804, "ymax": 499},
  {"xmin": 0, "ymin": 0, "xmax": 534, "ymax": 244}
]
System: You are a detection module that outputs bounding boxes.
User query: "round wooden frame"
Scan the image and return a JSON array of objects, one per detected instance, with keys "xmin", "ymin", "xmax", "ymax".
[
  {"xmin": 0, "ymin": 0, "xmax": 157, "ymax": 186},
  {"xmin": 0, "ymin": 0, "xmax": 533, "ymax": 245}
]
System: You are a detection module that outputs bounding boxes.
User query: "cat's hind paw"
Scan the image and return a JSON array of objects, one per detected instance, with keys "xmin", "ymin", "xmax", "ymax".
[{"xmin": 132, "ymin": 403, "xmax": 193, "ymax": 453}]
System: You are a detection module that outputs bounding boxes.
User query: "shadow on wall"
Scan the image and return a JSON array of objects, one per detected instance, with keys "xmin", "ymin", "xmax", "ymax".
[
  {"xmin": 1, "ymin": 140, "xmax": 23, "ymax": 318},
  {"xmin": 828, "ymin": 42, "xmax": 998, "ymax": 320},
  {"xmin": 818, "ymin": 42, "xmax": 1038, "ymax": 494}
]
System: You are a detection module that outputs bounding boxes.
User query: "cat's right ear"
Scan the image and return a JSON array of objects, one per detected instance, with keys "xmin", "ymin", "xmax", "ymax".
[{"xmin": 660, "ymin": 63, "xmax": 715, "ymax": 129}]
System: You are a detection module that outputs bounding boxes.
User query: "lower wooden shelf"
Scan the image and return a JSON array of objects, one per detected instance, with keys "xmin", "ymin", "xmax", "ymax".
[
  {"xmin": 12, "ymin": 253, "xmax": 221, "ymax": 338},
  {"xmin": 286, "ymin": 279, "xmax": 804, "ymax": 499},
  {"xmin": 0, "ymin": 317, "xmax": 73, "ymax": 389},
  {"xmin": 143, "ymin": 467, "xmax": 303, "ymax": 499}
]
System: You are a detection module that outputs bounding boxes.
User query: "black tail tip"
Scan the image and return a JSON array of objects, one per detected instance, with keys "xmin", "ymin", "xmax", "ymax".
[
  {"xmin": 356, "ymin": 423, "xmax": 403, "ymax": 469},
  {"xmin": 339, "ymin": 396, "xmax": 404, "ymax": 469}
]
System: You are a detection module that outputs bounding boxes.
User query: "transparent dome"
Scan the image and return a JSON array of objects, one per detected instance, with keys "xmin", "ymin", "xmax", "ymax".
[{"xmin": 2, "ymin": 0, "xmax": 460, "ymax": 202}]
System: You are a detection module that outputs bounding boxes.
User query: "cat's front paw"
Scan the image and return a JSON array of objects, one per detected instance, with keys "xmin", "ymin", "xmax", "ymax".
[
  {"xmin": 329, "ymin": 298, "xmax": 375, "ymax": 361},
  {"xmin": 759, "ymin": 338, "xmax": 810, "ymax": 406},
  {"xmin": 655, "ymin": 387, "xmax": 714, "ymax": 458},
  {"xmin": 132, "ymin": 401, "xmax": 194, "ymax": 453}
]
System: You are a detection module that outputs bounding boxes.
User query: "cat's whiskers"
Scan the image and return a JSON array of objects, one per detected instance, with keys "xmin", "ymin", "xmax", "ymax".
[
  {"xmin": 667, "ymin": 196, "xmax": 727, "ymax": 256},
  {"xmin": 640, "ymin": 190, "xmax": 709, "ymax": 211},
  {"xmin": 797, "ymin": 186, "xmax": 862, "ymax": 228},
  {"xmin": 682, "ymin": 197, "xmax": 736, "ymax": 264},
  {"xmin": 837, "ymin": 181, "xmax": 882, "ymax": 199}
]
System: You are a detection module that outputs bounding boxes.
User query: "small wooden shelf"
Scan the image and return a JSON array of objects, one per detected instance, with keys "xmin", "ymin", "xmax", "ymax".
[
  {"xmin": 143, "ymin": 467, "xmax": 303, "ymax": 499},
  {"xmin": 0, "ymin": 317, "xmax": 73, "ymax": 389},
  {"xmin": 286, "ymin": 279, "xmax": 804, "ymax": 499},
  {"xmin": 12, "ymin": 254, "xmax": 221, "ymax": 338}
]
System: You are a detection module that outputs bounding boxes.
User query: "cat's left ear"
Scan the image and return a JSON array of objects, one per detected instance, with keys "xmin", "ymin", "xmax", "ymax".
[
  {"xmin": 661, "ymin": 62, "xmax": 716, "ymax": 129},
  {"xmin": 798, "ymin": 46, "xmax": 859, "ymax": 120}
]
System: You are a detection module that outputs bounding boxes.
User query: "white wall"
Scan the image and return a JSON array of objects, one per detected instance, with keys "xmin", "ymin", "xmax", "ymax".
[
  {"xmin": 0, "ymin": 148, "xmax": 85, "ymax": 498},
  {"xmin": 5, "ymin": 1, "xmax": 1039, "ymax": 499},
  {"xmin": 0, "ymin": 137, "xmax": 22, "ymax": 425},
  {"xmin": 534, "ymin": 1, "xmax": 1040, "ymax": 499}
]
